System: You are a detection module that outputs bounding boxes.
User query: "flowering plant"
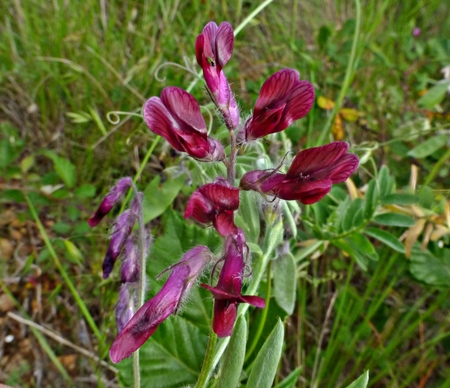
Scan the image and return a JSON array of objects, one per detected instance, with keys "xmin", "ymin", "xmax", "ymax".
[{"xmin": 89, "ymin": 20, "xmax": 358, "ymax": 387}]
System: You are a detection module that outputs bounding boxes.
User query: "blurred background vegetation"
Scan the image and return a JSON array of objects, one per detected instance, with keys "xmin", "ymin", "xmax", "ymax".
[{"xmin": 1, "ymin": 0, "xmax": 449, "ymax": 387}]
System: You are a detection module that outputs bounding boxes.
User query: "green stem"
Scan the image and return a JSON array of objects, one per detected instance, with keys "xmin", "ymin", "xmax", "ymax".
[
  {"xmin": 120, "ymin": 135, "xmax": 160, "ymax": 213},
  {"xmin": 26, "ymin": 195, "xmax": 102, "ymax": 342},
  {"xmin": 421, "ymin": 146, "xmax": 450, "ymax": 189},
  {"xmin": 195, "ymin": 326, "xmax": 218, "ymax": 388},
  {"xmin": 316, "ymin": 0, "xmax": 361, "ymax": 146},
  {"xmin": 245, "ymin": 260, "xmax": 272, "ymax": 361}
]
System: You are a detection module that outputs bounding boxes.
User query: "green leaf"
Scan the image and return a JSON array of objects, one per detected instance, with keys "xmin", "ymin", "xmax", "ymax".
[
  {"xmin": 346, "ymin": 232, "xmax": 378, "ymax": 261},
  {"xmin": 63, "ymin": 240, "xmax": 84, "ymax": 265},
  {"xmin": 294, "ymin": 240, "xmax": 323, "ymax": 263},
  {"xmin": 218, "ymin": 315, "xmax": 247, "ymax": 388},
  {"xmin": 364, "ymin": 228, "xmax": 404, "ymax": 253},
  {"xmin": 373, "ymin": 213, "xmax": 415, "ymax": 227},
  {"xmin": 142, "ymin": 174, "xmax": 186, "ymax": 222},
  {"xmin": 345, "ymin": 370, "xmax": 369, "ymax": 388},
  {"xmin": 332, "ymin": 239, "xmax": 368, "ymax": 271},
  {"xmin": 52, "ymin": 222, "xmax": 72, "ymax": 235},
  {"xmin": 74, "ymin": 184, "xmax": 96, "ymax": 199},
  {"xmin": 364, "ymin": 179, "xmax": 379, "ymax": 219},
  {"xmin": 273, "ymin": 252, "xmax": 297, "ymax": 315},
  {"xmin": 235, "ymin": 191, "xmax": 260, "ymax": 243},
  {"xmin": 407, "ymin": 134, "xmax": 448, "ymax": 159},
  {"xmin": 342, "ymin": 198, "xmax": 364, "ymax": 231},
  {"xmin": 381, "ymin": 193, "xmax": 420, "ymax": 205},
  {"xmin": 247, "ymin": 319, "xmax": 284, "ymax": 388},
  {"xmin": 40, "ymin": 150, "xmax": 77, "ymax": 189},
  {"xmin": 409, "ymin": 247, "xmax": 450, "ymax": 286},
  {"xmin": 282, "ymin": 200, "xmax": 297, "ymax": 238},
  {"xmin": 275, "ymin": 367, "xmax": 302, "ymax": 388},
  {"xmin": 417, "ymin": 81, "xmax": 450, "ymax": 109},
  {"xmin": 263, "ymin": 219, "xmax": 283, "ymax": 258},
  {"xmin": 118, "ymin": 316, "xmax": 207, "ymax": 388},
  {"xmin": 377, "ymin": 165, "xmax": 395, "ymax": 198}
]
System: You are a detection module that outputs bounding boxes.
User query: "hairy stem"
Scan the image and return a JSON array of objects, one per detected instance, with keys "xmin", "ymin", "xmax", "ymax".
[
  {"xmin": 131, "ymin": 184, "xmax": 150, "ymax": 388},
  {"xmin": 195, "ymin": 326, "xmax": 218, "ymax": 388}
]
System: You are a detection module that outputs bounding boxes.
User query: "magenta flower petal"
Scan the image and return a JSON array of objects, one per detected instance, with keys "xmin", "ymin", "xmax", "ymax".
[
  {"xmin": 240, "ymin": 142, "xmax": 359, "ymax": 205},
  {"xmin": 110, "ymin": 246, "xmax": 214, "ymax": 363},
  {"xmin": 143, "ymin": 87, "xmax": 225, "ymax": 161},
  {"xmin": 88, "ymin": 177, "xmax": 133, "ymax": 227},
  {"xmin": 242, "ymin": 68, "xmax": 315, "ymax": 141},
  {"xmin": 201, "ymin": 230, "xmax": 265, "ymax": 337},
  {"xmin": 184, "ymin": 179, "xmax": 239, "ymax": 237},
  {"xmin": 160, "ymin": 87, "xmax": 208, "ymax": 136},
  {"xmin": 286, "ymin": 141, "xmax": 356, "ymax": 182},
  {"xmin": 195, "ymin": 22, "xmax": 239, "ymax": 130}
]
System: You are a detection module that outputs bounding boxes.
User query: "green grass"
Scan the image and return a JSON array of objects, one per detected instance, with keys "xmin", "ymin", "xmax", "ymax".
[{"xmin": 1, "ymin": 0, "xmax": 450, "ymax": 387}]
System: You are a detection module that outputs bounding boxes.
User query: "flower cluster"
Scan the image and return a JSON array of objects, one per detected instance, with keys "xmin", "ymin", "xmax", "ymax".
[
  {"xmin": 88, "ymin": 178, "xmax": 147, "ymax": 332},
  {"xmin": 91, "ymin": 21, "xmax": 359, "ymax": 364}
]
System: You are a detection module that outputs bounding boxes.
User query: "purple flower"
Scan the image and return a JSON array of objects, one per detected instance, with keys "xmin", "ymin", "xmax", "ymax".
[
  {"xmin": 144, "ymin": 87, "xmax": 225, "ymax": 161},
  {"xmin": 102, "ymin": 210, "xmax": 136, "ymax": 279},
  {"xmin": 88, "ymin": 177, "xmax": 133, "ymax": 227},
  {"xmin": 238, "ymin": 69, "xmax": 315, "ymax": 142},
  {"xmin": 201, "ymin": 230, "xmax": 265, "ymax": 337},
  {"xmin": 109, "ymin": 246, "xmax": 214, "ymax": 363},
  {"xmin": 195, "ymin": 21, "xmax": 239, "ymax": 129},
  {"xmin": 116, "ymin": 284, "xmax": 135, "ymax": 334},
  {"xmin": 115, "ymin": 238, "xmax": 140, "ymax": 333},
  {"xmin": 240, "ymin": 142, "xmax": 359, "ymax": 204},
  {"xmin": 184, "ymin": 177, "xmax": 240, "ymax": 237},
  {"xmin": 413, "ymin": 27, "xmax": 421, "ymax": 37}
]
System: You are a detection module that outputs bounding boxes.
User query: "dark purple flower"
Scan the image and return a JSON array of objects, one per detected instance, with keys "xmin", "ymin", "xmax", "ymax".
[
  {"xmin": 102, "ymin": 210, "xmax": 136, "ymax": 279},
  {"xmin": 195, "ymin": 22, "xmax": 239, "ymax": 129},
  {"xmin": 184, "ymin": 177, "xmax": 240, "ymax": 237},
  {"xmin": 109, "ymin": 246, "xmax": 214, "ymax": 363},
  {"xmin": 144, "ymin": 87, "xmax": 225, "ymax": 161},
  {"xmin": 239, "ymin": 68, "xmax": 315, "ymax": 142},
  {"xmin": 240, "ymin": 142, "xmax": 359, "ymax": 204},
  {"xmin": 88, "ymin": 177, "xmax": 133, "ymax": 227},
  {"xmin": 201, "ymin": 230, "xmax": 265, "ymax": 337}
]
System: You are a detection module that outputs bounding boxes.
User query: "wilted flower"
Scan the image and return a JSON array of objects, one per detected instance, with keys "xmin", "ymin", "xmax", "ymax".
[
  {"xmin": 144, "ymin": 87, "xmax": 225, "ymax": 161},
  {"xmin": 88, "ymin": 177, "xmax": 133, "ymax": 227},
  {"xmin": 116, "ymin": 237, "xmax": 140, "ymax": 333},
  {"xmin": 195, "ymin": 21, "xmax": 239, "ymax": 129},
  {"xmin": 240, "ymin": 142, "xmax": 359, "ymax": 204},
  {"xmin": 238, "ymin": 68, "xmax": 315, "ymax": 142},
  {"xmin": 102, "ymin": 210, "xmax": 136, "ymax": 279},
  {"xmin": 109, "ymin": 246, "xmax": 214, "ymax": 363},
  {"xmin": 184, "ymin": 177, "xmax": 239, "ymax": 236},
  {"xmin": 201, "ymin": 230, "xmax": 265, "ymax": 337}
]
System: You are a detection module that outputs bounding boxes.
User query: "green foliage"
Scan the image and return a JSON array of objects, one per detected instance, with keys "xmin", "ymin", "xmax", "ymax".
[
  {"xmin": 246, "ymin": 319, "xmax": 284, "ymax": 388},
  {"xmin": 217, "ymin": 315, "xmax": 247, "ymax": 388},
  {"xmin": 118, "ymin": 317, "xmax": 208, "ymax": 388},
  {"xmin": 345, "ymin": 371, "xmax": 369, "ymax": 388},
  {"xmin": 273, "ymin": 252, "xmax": 297, "ymax": 315},
  {"xmin": 409, "ymin": 246, "xmax": 450, "ymax": 286},
  {"xmin": 142, "ymin": 173, "xmax": 186, "ymax": 223}
]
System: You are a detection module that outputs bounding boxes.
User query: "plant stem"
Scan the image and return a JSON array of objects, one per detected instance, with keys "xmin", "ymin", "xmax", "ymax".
[
  {"xmin": 316, "ymin": 0, "xmax": 361, "ymax": 146},
  {"xmin": 244, "ymin": 260, "xmax": 272, "ymax": 361},
  {"xmin": 195, "ymin": 327, "xmax": 218, "ymax": 388},
  {"xmin": 131, "ymin": 184, "xmax": 150, "ymax": 388},
  {"xmin": 26, "ymin": 195, "xmax": 102, "ymax": 342},
  {"xmin": 227, "ymin": 129, "xmax": 237, "ymax": 185},
  {"xmin": 120, "ymin": 135, "xmax": 160, "ymax": 213}
]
